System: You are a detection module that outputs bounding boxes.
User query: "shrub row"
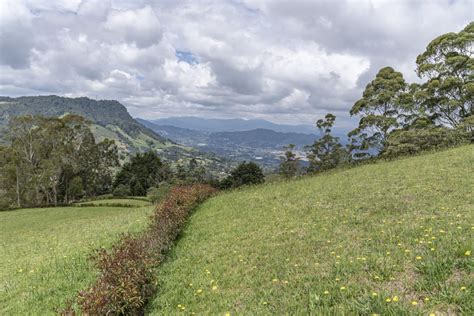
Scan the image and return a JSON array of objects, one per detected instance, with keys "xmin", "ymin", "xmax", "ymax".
[{"xmin": 61, "ymin": 184, "xmax": 217, "ymax": 315}]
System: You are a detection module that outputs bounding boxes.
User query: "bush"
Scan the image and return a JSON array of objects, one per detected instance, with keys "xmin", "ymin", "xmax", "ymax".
[
  {"xmin": 220, "ymin": 161, "xmax": 265, "ymax": 189},
  {"xmin": 383, "ymin": 126, "xmax": 468, "ymax": 158},
  {"xmin": 146, "ymin": 184, "xmax": 172, "ymax": 204},
  {"xmin": 94, "ymin": 193, "xmax": 114, "ymax": 200},
  {"xmin": 62, "ymin": 184, "xmax": 217, "ymax": 315},
  {"xmin": 112, "ymin": 184, "xmax": 130, "ymax": 198}
]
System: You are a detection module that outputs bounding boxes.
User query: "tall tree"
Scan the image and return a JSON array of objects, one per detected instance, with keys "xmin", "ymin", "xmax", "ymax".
[
  {"xmin": 307, "ymin": 113, "xmax": 349, "ymax": 172},
  {"xmin": 279, "ymin": 144, "xmax": 300, "ymax": 178},
  {"xmin": 0, "ymin": 146, "xmax": 17, "ymax": 208},
  {"xmin": 4, "ymin": 115, "xmax": 118, "ymax": 208},
  {"xmin": 113, "ymin": 151, "xmax": 170, "ymax": 196},
  {"xmin": 348, "ymin": 67, "xmax": 407, "ymax": 156},
  {"xmin": 415, "ymin": 22, "xmax": 473, "ymax": 127}
]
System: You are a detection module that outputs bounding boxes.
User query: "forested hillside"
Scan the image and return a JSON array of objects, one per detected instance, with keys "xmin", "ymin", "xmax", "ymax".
[
  {"xmin": 0, "ymin": 95, "xmax": 165, "ymax": 143},
  {"xmin": 0, "ymin": 95, "xmax": 231, "ymax": 173}
]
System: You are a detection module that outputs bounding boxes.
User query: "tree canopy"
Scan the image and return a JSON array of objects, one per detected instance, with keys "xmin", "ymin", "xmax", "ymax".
[
  {"xmin": 415, "ymin": 22, "xmax": 473, "ymax": 127},
  {"xmin": 0, "ymin": 115, "xmax": 119, "ymax": 208},
  {"xmin": 307, "ymin": 113, "xmax": 350, "ymax": 172},
  {"xmin": 349, "ymin": 67, "xmax": 408, "ymax": 155},
  {"xmin": 113, "ymin": 151, "xmax": 172, "ymax": 196}
]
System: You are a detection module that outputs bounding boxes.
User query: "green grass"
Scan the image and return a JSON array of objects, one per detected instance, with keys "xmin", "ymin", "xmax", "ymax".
[
  {"xmin": 148, "ymin": 146, "xmax": 474, "ymax": 315},
  {"xmin": 75, "ymin": 198, "xmax": 152, "ymax": 207},
  {"xmin": 0, "ymin": 204, "xmax": 154, "ymax": 315}
]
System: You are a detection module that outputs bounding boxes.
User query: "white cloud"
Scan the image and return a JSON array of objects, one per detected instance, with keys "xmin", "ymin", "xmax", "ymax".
[
  {"xmin": 0, "ymin": 0, "xmax": 472, "ymax": 127},
  {"xmin": 104, "ymin": 5, "xmax": 162, "ymax": 48}
]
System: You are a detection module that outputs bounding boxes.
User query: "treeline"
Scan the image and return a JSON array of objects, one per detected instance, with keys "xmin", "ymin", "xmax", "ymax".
[
  {"xmin": 279, "ymin": 22, "xmax": 473, "ymax": 178},
  {"xmin": 0, "ymin": 115, "xmax": 119, "ymax": 209},
  {"xmin": 111, "ymin": 151, "xmax": 265, "ymax": 202},
  {"xmin": 0, "ymin": 112, "xmax": 266, "ymax": 209}
]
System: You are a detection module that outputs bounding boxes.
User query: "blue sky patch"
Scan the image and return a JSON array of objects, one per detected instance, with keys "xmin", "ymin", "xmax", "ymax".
[{"xmin": 175, "ymin": 50, "xmax": 199, "ymax": 65}]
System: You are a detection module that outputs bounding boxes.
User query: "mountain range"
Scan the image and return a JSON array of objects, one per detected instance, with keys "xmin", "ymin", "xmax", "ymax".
[
  {"xmin": 149, "ymin": 116, "xmax": 320, "ymax": 134},
  {"xmin": 137, "ymin": 119, "xmax": 319, "ymax": 168},
  {"xmin": 0, "ymin": 96, "xmax": 231, "ymax": 174}
]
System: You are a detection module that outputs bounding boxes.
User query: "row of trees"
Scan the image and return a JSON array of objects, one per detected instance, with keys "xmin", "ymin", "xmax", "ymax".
[
  {"xmin": 112, "ymin": 150, "xmax": 265, "ymax": 198},
  {"xmin": 279, "ymin": 22, "xmax": 473, "ymax": 178},
  {"xmin": 0, "ymin": 114, "xmax": 268, "ymax": 209},
  {"xmin": 0, "ymin": 115, "xmax": 119, "ymax": 208}
]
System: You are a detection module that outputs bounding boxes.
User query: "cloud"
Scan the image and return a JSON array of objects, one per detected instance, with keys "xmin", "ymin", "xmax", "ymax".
[
  {"xmin": 0, "ymin": 1, "xmax": 34, "ymax": 68},
  {"xmin": 0, "ymin": 0, "xmax": 472, "ymax": 127},
  {"xmin": 104, "ymin": 6, "xmax": 162, "ymax": 48}
]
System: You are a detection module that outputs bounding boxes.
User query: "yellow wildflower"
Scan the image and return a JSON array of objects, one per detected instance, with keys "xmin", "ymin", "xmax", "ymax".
[{"xmin": 465, "ymin": 250, "xmax": 471, "ymax": 256}]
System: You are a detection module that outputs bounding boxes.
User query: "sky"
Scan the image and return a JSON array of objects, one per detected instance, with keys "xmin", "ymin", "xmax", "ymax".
[{"xmin": 0, "ymin": 0, "xmax": 472, "ymax": 128}]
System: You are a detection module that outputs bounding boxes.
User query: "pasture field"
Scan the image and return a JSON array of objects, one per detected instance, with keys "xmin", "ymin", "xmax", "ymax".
[
  {"xmin": 0, "ymin": 201, "xmax": 153, "ymax": 315},
  {"xmin": 148, "ymin": 146, "xmax": 473, "ymax": 315}
]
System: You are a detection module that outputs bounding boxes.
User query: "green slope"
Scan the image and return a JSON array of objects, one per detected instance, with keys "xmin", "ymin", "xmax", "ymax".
[
  {"xmin": 148, "ymin": 146, "xmax": 474, "ymax": 315},
  {"xmin": 0, "ymin": 201, "xmax": 154, "ymax": 315}
]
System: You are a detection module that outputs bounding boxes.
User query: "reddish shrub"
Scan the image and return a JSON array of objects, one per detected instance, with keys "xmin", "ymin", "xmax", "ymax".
[{"xmin": 61, "ymin": 184, "xmax": 216, "ymax": 315}]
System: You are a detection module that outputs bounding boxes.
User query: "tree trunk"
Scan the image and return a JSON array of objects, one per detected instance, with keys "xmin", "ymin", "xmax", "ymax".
[
  {"xmin": 15, "ymin": 165, "xmax": 21, "ymax": 208},
  {"xmin": 53, "ymin": 185, "xmax": 58, "ymax": 206}
]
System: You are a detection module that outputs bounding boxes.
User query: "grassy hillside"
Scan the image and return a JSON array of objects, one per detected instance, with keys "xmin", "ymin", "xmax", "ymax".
[
  {"xmin": 0, "ymin": 201, "xmax": 154, "ymax": 315},
  {"xmin": 148, "ymin": 146, "xmax": 473, "ymax": 315}
]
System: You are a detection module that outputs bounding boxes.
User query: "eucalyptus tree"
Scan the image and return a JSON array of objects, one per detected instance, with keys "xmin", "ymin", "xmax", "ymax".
[
  {"xmin": 307, "ymin": 113, "xmax": 349, "ymax": 172},
  {"xmin": 415, "ymin": 22, "xmax": 473, "ymax": 127},
  {"xmin": 348, "ymin": 67, "xmax": 408, "ymax": 156},
  {"xmin": 3, "ymin": 115, "xmax": 119, "ymax": 207}
]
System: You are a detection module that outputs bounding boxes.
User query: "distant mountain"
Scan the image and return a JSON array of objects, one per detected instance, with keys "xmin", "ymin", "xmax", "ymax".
[
  {"xmin": 0, "ymin": 96, "xmax": 231, "ymax": 174},
  {"xmin": 137, "ymin": 118, "xmax": 318, "ymax": 169},
  {"xmin": 150, "ymin": 116, "xmax": 320, "ymax": 134}
]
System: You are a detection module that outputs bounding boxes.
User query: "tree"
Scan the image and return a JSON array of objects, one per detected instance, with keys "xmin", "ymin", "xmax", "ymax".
[
  {"xmin": 67, "ymin": 176, "xmax": 84, "ymax": 201},
  {"xmin": 79, "ymin": 138, "xmax": 119, "ymax": 197},
  {"xmin": 279, "ymin": 144, "xmax": 300, "ymax": 178},
  {"xmin": 0, "ymin": 146, "xmax": 17, "ymax": 209},
  {"xmin": 307, "ymin": 113, "xmax": 349, "ymax": 172},
  {"xmin": 415, "ymin": 22, "xmax": 473, "ymax": 127},
  {"xmin": 220, "ymin": 161, "xmax": 265, "ymax": 189},
  {"xmin": 175, "ymin": 162, "xmax": 187, "ymax": 183},
  {"xmin": 349, "ymin": 67, "xmax": 408, "ymax": 156},
  {"xmin": 3, "ymin": 115, "xmax": 119, "ymax": 208},
  {"xmin": 113, "ymin": 151, "xmax": 170, "ymax": 196}
]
